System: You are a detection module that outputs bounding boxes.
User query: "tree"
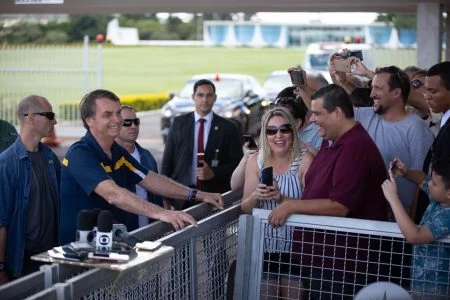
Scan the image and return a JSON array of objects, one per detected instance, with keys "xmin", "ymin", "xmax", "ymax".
[
  {"xmin": 376, "ymin": 13, "xmax": 416, "ymax": 29},
  {"xmin": 67, "ymin": 15, "xmax": 113, "ymax": 42}
]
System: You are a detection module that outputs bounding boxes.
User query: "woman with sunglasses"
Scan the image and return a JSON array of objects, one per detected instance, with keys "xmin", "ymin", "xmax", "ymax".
[{"xmin": 241, "ymin": 107, "xmax": 314, "ymax": 299}]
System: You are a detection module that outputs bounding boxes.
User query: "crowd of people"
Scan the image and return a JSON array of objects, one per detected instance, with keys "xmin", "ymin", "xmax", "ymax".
[{"xmin": 0, "ymin": 53, "xmax": 449, "ymax": 299}]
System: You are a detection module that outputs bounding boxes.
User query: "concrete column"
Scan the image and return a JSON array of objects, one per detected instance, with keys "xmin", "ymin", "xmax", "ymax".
[
  {"xmin": 417, "ymin": 2, "xmax": 442, "ymax": 69},
  {"xmin": 446, "ymin": 9, "xmax": 450, "ymax": 61}
]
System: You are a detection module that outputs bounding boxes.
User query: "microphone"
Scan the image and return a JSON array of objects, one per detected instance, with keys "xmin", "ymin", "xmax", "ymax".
[
  {"xmin": 112, "ymin": 224, "xmax": 128, "ymax": 243},
  {"xmin": 75, "ymin": 210, "xmax": 95, "ymax": 246},
  {"xmin": 112, "ymin": 224, "xmax": 142, "ymax": 247},
  {"xmin": 90, "ymin": 208, "xmax": 102, "ymax": 246},
  {"xmin": 96, "ymin": 210, "xmax": 113, "ymax": 251}
]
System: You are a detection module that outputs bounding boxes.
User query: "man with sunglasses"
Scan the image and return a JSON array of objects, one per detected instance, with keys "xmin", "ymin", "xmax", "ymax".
[
  {"xmin": 0, "ymin": 95, "xmax": 60, "ymax": 284},
  {"xmin": 116, "ymin": 105, "xmax": 163, "ymax": 228},
  {"xmin": 59, "ymin": 89, "xmax": 223, "ymax": 245}
]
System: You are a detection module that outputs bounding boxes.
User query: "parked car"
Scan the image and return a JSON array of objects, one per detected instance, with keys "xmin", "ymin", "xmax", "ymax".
[
  {"xmin": 263, "ymin": 70, "xmax": 291, "ymax": 101},
  {"xmin": 160, "ymin": 73, "xmax": 268, "ymax": 143}
]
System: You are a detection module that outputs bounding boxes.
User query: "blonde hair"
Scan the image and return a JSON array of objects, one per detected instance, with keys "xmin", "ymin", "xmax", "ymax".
[{"xmin": 259, "ymin": 106, "xmax": 300, "ymax": 167}]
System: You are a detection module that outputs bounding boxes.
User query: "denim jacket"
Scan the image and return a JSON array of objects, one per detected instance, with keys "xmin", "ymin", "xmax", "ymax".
[{"xmin": 0, "ymin": 137, "xmax": 60, "ymax": 278}]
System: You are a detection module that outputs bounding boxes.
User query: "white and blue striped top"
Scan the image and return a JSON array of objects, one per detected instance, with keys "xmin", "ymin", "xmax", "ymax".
[{"xmin": 257, "ymin": 150, "xmax": 305, "ymax": 253}]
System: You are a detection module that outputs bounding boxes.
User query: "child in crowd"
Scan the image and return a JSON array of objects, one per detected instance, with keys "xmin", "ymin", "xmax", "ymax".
[{"xmin": 382, "ymin": 158, "xmax": 450, "ymax": 298}]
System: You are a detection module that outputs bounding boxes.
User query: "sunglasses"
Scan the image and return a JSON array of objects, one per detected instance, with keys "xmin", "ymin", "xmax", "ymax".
[
  {"xmin": 23, "ymin": 112, "xmax": 55, "ymax": 120},
  {"xmin": 123, "ymin": 118, "xmax": 140, "ymax": 127},
  {"xmin": 410, "ymin": 79, "xmax": 424, "ymax": 89},
  {"xmin": 274, "ymin": 97, "xmax": 295, "ymax": 105},
  {"xmin": 385, "ymin": 66, "xmax": 404, "ymax": 87},
  {"xmin": 266, "ymin": 124, "xmax": 293, "ymax": 136}
]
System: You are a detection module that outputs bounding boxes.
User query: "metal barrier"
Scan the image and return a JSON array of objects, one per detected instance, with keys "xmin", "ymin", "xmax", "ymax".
[
  {"xmin": 0, "ymin": 188, "xmax": 243, "ymax": 300},
  {"xmin": 235, "ymin": 209, "xmax": 450, "ymax": 300},
  {"xmin": 0, "ymin": 36, "xmax": 101, "ymax": 125}
]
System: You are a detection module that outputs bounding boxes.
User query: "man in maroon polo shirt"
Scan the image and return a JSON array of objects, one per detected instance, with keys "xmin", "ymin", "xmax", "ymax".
[{"xmin": 269, "ymin": 84, "xmax": 388, "ymax": 299}]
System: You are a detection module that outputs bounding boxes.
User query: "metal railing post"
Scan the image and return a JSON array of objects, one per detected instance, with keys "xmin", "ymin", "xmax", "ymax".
[
  {"xmin": 97, "ymin": 43, "xmax": 103, "ymax": 88},
  {"xmin": 82, "ymin": 35, "xmax": 89, "ymax": 94},
  {"xmin": 189, "ymin": 237, "xmax": 198, "ymax": 299}
]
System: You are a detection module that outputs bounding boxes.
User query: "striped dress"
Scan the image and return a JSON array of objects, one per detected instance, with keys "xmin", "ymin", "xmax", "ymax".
[{"xmin": 257, "ymin": 150, "xmax": 305, "ymax": 253}]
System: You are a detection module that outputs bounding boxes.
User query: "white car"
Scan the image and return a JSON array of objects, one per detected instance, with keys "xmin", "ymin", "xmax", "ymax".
[
  {"xmin": 263, "ymin": 70, "xmax": 292, "ymax": 101},
  {"xmin": 303, "ymin": 42, "xmax": 374, "ymax": 82}
]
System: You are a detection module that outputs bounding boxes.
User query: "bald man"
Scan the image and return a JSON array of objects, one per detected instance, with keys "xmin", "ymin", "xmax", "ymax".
[{"xmin": 0, "ymin": 95, "xmax": 60, "ymax": 283}]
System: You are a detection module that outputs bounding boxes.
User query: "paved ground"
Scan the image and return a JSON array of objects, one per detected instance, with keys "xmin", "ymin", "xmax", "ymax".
[{"xmin": 53, "ymin": 109, "xmax": 165, "ymax": 168}]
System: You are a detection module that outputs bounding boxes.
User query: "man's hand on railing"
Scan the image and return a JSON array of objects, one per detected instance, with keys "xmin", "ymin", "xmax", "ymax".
[
  {"xmin": 158, "ymin": 210, "xmax": 197, "ymax": 231},
  {"xmin": 197, "ymin": 191, "xmax": 224, "ymax": 210}
]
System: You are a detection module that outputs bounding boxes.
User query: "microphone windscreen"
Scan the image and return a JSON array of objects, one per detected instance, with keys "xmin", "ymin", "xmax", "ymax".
[
  {"xmin": 76, "ymin": 210, "xmax": 96, "ymax": 231},
  {"xmin": 91, "ymin": 208, "xmax": 102, "ymax": 220},
  {"xmin": 97, "ymin": 210, "xmax": 113, "ymax": 232}
]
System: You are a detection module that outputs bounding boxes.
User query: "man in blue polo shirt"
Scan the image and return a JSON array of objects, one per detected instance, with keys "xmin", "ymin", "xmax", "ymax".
[{"xmin": 59, "ymin": 89, "xmax": 223, "ymax": 245}]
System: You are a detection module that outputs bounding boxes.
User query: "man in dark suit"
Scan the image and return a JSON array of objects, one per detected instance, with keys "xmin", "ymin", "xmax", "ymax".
[
  {"xmin": 161, "ymin": 79, "xmax": 243, "ymax": 210},
  {"xmin": 161, "ymin": 79, "xmax": 243, "ymax": 298},
  {"xmin": 414, "ymin": 61, "xmax": 450, "ymax": 223}
]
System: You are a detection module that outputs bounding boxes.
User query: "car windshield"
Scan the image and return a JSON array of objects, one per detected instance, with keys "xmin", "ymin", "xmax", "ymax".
[
  {"xmin": 263, "ymin": 74, "xmax": 291, "ymax": 92},
  {"xmin": 179, "ymin": 79, "xmax": 245, "ymax": 100},
  {"xmin": 309, "ymin": 53, "xmax": 330, "ymax": 70}
]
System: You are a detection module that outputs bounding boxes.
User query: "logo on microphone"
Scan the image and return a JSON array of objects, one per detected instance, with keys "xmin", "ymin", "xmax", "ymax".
[{"xmin": 98, "ymin": 235, "xmax": 111, "ymax": 246}]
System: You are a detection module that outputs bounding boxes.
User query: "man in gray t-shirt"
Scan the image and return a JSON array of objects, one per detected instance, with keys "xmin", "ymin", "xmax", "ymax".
[{"xmin": 355, "ymin": 66, "xmax": 434, "ymax": 216}]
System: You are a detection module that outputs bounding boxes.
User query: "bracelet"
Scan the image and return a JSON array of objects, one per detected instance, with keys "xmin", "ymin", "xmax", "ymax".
[{"xmin": 188, "ymin": 189, "xmax": 198, "ymax": 202}]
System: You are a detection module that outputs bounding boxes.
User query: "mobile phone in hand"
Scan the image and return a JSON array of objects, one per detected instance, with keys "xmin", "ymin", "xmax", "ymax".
[
  {"xmin": 334, "ymin": 59, "xmax": 352, "ymax": 73},
  {"xmin": 260, "ymin": 166, "xmax": 273, "ymax": 186},
  {"xmin": 242, "ymin": 134, "xmax": 258, "ymax": 150},
  {"xmin": 389, "ymin": 160, "xmax": 397, "ymax": 173},
  {"xmin": 348, "ymin": 50, "xmax": 363, "ymax": 61},
  {"xmin": 290, "ymin": 67, "xmax": 305, "ymax": 86},
  {"xmin": 197, "ymin": 153, "xmax": 204, "ymax": 167}
]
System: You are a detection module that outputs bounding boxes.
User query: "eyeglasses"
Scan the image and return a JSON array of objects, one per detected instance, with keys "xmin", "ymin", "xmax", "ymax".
[
  {"xmin": 410, "ymin": 79, "xmax": 424, "ymax": 89},
  {"xmin": 23, "ymin": 112, "xmax": 55, "ymax": 120},
  {"xmin": 123, "ymin": 118, "xmax": 140, "ymax": 127},
  {"xmin": 266, "ymin": 124, "xmax": 293, "ymax": 136}
]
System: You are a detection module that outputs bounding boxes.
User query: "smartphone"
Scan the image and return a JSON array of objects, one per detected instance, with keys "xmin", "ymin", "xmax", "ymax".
[
  {"xmin": 334, "ymin": 59, "xmax": 352, "ymax": 73},
  {"xmin": 389, "ymin": 160, "xmax": 397, "ymax": 173},
  {"xmin": 349, "ymin": 50, "xmax": 363, "ymax": 61},
  {"xmin": 289, "ymin": 68, "xmax": 305, "ymax": 86},
  {"xmin": 197, "ymin": 153, "xmax": 204, "ymax": 168},
  {"xmin": 260, "ymin": 166, "xmax": 273, "ymax": 186},
  {"xmin": 242, "ymin": 134, "xmax": 258, "ymax": 150}
]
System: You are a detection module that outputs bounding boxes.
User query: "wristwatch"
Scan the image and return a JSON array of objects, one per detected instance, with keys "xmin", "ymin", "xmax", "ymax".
[
  {"xmin": 188, "ymin": 189, "xmax": 198, "ymax": 202},
  {"xmin": 0, "ymin": 262, "xmax": 5, "ymax": 272}
]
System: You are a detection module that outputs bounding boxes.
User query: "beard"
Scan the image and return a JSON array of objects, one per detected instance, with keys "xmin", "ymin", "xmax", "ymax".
[{"xmin": 373, "ymin": 104, "xmax": 386, "ymax": 115}]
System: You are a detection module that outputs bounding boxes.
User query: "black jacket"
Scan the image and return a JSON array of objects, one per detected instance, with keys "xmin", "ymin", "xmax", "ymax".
[{"xmin": 161, "ymin": 112, "xmax": 243, "ymax": 207}]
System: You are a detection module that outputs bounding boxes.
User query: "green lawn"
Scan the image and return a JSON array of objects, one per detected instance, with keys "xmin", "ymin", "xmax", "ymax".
[
  {"xmin": 102, "ymin": 46, "xmax": 306, "ymax": 94},
  {"xmin": 0, "ymin": 44, "xmax": 421, "ymax": 122}
]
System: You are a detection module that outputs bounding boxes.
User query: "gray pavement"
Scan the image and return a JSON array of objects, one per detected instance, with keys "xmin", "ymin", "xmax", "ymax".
[{"xmin": 53, "ymin": 109, "xmax": 165, "ymax": 168}]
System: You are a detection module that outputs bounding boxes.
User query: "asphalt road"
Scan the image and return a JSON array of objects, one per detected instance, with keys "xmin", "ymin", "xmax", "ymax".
[{"xmin": 54, "ymin": 110, "xmax": 165, "ymax": 168}]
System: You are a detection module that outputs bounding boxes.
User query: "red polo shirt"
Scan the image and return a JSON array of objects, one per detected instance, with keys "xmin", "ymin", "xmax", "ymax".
[{"xmin": 293, "ymin": 122, "xmax": 388, "ymax": 272}]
